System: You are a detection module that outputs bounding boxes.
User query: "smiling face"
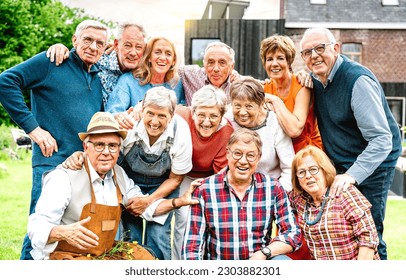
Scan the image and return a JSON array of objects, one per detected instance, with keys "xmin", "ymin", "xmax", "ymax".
[
  {"xmin": 296, "ymin": 155, "xmax": 327, "ymax": 200},
  {"xmin": 72, "ymin": 27, "xmax": 107, "ymax": 69},
  {"xmin": 115, "ymin": 25, "xmax": 146, "ymax": 72},
  {"xmin": 142, "ymin": 104, "xmax": 172, "ymax": 145},
  {"xmin": 149, "ymin": 39, "xmax": 175, "ymax": 80},
  {"xmin": 192, "ymin": 106, "xmax": 222, "ymax": 138},
  {"xmin": 226, "ymin": 139, "xmax": 260, "ymax": 185},
  {"xmin": 265, "ymin": 49, "xmax": 291, "ymax": 81},
  {"xmin": 232, "ymin": 97, "xmax": 263, "ymax": 128},
  {"xmin": 85, "ymin": 133, "xmax": 121, "ymax": 178},
  {"xmin": 203, "ymin": 45, "xmax": 234, "ymax": 88},
  {"xmin": 300, "ymin": 31, "xmax": 339, "ymax": 84}
]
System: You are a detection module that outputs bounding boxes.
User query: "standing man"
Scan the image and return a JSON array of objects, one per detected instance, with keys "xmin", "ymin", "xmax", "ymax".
[
  {"xmin": 300, "ymin": 27, "xmax": 402, "ymax": 259},
  {"xmin": 179, "ymin": 42, "xmax": 236, "ymax": 105},
  {"xmin": 47, "ymin": 22, "xmax": 147, "ymax": 106},
  {"xmin": 183, "ymin": 128, "xmax": 301, "ymax": 260},
  {"xmin": 0, "ymin": 19, "xmax": 108, "ymax": 260}
]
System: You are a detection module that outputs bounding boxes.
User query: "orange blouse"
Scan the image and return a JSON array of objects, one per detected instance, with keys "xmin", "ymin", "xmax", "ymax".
[{"xmin": 264, "ymin": 75, "xmax": 323, "ymax": 153}]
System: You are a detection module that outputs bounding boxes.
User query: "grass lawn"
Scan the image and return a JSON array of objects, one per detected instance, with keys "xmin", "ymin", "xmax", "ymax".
[{"xmin": 0, "ymin": 151, "xmax": 405, "ymax": 260}]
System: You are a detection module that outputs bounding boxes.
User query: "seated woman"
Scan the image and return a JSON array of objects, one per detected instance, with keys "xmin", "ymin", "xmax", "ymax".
[
  {"xmin": 224, "ymin": 76, "xmax": 294, "ymax": 191},
  {"xmin": 289, "ymin": 145, "xmax": 380, "ymax": 260},
  {"xmin": 172, "ymin": 85, "xmax": 234, "ymax": 259},
  {"xmin": 260, "ymin": 35, "xmax": 323, "ymax": 153}
]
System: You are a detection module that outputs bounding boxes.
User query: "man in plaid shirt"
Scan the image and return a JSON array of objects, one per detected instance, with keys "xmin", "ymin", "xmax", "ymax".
[{"xmin": 183, "ymin": 128, "xmax": 301, "ymax": 260}]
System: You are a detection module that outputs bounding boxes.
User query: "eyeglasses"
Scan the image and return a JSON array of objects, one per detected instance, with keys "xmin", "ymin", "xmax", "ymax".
[
  {"xmin": 228, "ymin": 149, "xmax": 258, "ymax": 162},
  {"xmin": 296, "ymin": 166, "xmax": 320, "ymax": 178},
  {"xmin": 195, "ymin": 112, "xmax": 220, "ymax": 122},
  {"xmin": 300, "ymin": 43, "xmax": 333, "ymax": 60},
  {"xmin": 81, "ymin": 36, "xmax": 106, "ymax": 49},
  {"xmin": 88, "ymin": 141, "xmax": 121, "ymax": 153}
]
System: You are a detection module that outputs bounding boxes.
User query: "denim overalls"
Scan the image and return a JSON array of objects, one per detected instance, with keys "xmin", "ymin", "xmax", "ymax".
[{"xmin": 120, "ymin": 120, "xmax": 178, "ymax": 260}]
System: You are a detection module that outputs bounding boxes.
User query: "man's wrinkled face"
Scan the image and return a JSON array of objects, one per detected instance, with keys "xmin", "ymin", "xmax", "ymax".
[
  {"xmin": 72, "ymin": 27, "xmax": 107, "ymax": 69},
  {"xmin": 115, "ymin": 26, "xmax": 146, "ymax": 72},
  {"xmin": 84, "ymin": 133, "xmax": 121, "ymax": 178},
  {"xmin": 203, "ymin": 46, "xmax": 234, "ymax": 88}
]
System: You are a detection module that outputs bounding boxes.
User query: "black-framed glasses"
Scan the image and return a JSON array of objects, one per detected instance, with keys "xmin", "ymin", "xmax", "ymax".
[
  {"xmin": 81, "ymin": 36, "xmax": 106, "ymax": 49},
  {"xmin": 88, "ymin": 141, "xmax": 120, "ymax": 153},
  {"xmin": 300, "ymin": 43, "xmax": 333, "ymax": 60},
  {"xmin": 228, "ymin": 149, "xmax": 258, "ymax": 162},
  {"xmin": 195, "ymin": 112, "xmax": 220, "ymax": 122},
  {"xmin": 296, "ymin": 166, "xmax": 320, "ymax": 178}
]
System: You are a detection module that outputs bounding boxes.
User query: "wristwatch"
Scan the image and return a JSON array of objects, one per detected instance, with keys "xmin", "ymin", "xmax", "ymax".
[{"xmin": 260, "ymin": 246, "xmax": 272, "ymax": 260}]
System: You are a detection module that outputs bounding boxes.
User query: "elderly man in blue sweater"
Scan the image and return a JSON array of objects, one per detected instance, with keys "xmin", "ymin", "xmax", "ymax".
[
  {"xmin": 300, "ymin": 27, "xmax": 402, "ymax": 260},
  {"xmin": 0, "ymin": 19, "xmax": 108, "ymax": 260}
]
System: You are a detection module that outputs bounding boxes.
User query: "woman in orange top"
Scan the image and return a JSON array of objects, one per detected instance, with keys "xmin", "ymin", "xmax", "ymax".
[{"xmin": 261, "ymin": 35, "xmax": 323, "ymax": 153}]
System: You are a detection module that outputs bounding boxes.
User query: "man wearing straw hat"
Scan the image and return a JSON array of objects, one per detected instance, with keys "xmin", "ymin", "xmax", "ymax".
[{"xmin": 27, "ymin": 112, "xmax": 199, "ymax": 260}]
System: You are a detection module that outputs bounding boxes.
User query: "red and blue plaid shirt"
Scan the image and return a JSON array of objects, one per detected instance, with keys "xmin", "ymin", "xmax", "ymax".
[{"xmin": 183, "ymin": 168, "xmax": 301, "ymax": 260}]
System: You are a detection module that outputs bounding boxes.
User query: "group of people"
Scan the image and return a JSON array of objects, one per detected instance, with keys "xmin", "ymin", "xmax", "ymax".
[{"xmin": 0, "ymin": 19, "xmax": 402, "ymax": 261}]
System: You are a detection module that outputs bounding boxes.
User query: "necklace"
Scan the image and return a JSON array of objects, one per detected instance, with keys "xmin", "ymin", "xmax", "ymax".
[{"xmin": 304, "ymin": 188, "xmax": 330, "ymax": 226}]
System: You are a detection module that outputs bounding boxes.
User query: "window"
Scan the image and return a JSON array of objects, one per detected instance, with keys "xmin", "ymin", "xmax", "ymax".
[
  {"xmin": 191, "ymin": 38, "xmax": 220, "ymax": 66},
  {"xmin": 341, "ymin": 43, "xmax": 362, "ymax": 64},
  {"xmin": 310, "ymin": 0, "xmax": 327, "ymax": 4},
  {"xmin": 382, "ymin": 0, "xmax": 399, "ymax": 6},
  {"xmin": 386, "ymin": 97, "xmax": 405, "ymax": 141}
]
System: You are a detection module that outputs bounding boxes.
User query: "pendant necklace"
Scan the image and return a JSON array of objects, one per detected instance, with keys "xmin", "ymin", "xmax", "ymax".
[{"xmin": 304, "ymin": 188, "xmax": 330, "ymax": 226}]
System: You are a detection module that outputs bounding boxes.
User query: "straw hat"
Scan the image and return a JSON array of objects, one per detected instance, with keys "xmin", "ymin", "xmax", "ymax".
[{"xmin": 78, "ymin": 112, "xmax": 127, "ymax": 141}]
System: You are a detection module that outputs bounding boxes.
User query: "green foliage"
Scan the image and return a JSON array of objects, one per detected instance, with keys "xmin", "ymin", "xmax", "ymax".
[{"xmin": 0, "ymin": 0, "xmax": 111, "ymax": 126}]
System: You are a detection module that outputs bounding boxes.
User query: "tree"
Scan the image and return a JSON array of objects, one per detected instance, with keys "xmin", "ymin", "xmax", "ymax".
[{"xmin": 0, "ymin": 0, "xmax": 110, "ymax": 126}]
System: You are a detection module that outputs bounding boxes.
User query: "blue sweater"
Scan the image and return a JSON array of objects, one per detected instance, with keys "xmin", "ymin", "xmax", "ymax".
[
  {"xmin": 313, "ymin": 55, "xmax": 401, "ymax": 177},
  {"xmin": 0, "ymin": 49, "xmax": 103, "ymax": 167}
]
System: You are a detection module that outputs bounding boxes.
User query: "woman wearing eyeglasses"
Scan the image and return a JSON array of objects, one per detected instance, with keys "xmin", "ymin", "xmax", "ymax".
[
  {"xmin": 260, "ymin": 35, "xmax": 323, "ymax": 153},
  {"xmin": 172, "ymin": 85, "xmax": 234, "ymax": 259},
  {"xmin": 289, "ymin": 145, "xmax": 380, "ymax": 260},
  {"xmin": 225, "ymin": 76, "xmax": 294, "ymax": 191}
]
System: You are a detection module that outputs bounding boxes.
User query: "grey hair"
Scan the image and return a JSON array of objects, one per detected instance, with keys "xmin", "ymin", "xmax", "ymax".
[
  {"xmin": 115, "ymin": 22, "xmax": 147, "ymax": 42},
  {"xmin": 300, "ymin": 27, "xmax": 337, "ymax": 50},
  {"xmin": 142, "ymin": 86, "xmax": 177, "ymax": 116},
  {"xmin": 204, "ymin": 42, "xmax": 235, "ymax": 63},
  {"xmin": 191, "ymin": 85, "xmax": 227, "ymax": 116},
  {"xmin": 75, "ymin": 20, "xmax": 109, "ymax": 38},
  {"xmin": 227, "ymin": 128, "xmax": 263, "ymax": 155}
]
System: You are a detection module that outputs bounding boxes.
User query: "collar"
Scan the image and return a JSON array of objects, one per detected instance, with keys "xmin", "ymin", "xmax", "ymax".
[
  {"xmin": 71, "ymin": 48, "xmax": 101, "ymax": 74},
  {"xmin": 312, "ymin": 54, "xmax": 343, "ymax": 87},
  {"xmin": 204, "ymin": 76, "xmax": 231, "ymax": 90},
  {"xmin": 223, "ymin": 167, "xmax": 257, "ymax": 190},
  {"xmin": 86, "ymin": 157, "xmax": 114, "ymax": 184},
  {"xmin": 97, "ymin": 51, "xmax": 122, "ymax": 73}
]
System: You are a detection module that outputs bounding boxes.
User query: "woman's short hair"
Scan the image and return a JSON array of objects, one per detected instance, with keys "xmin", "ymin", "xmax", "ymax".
[
  {"xmin": 191, "ymin": 85, "xmax": 227, "ymax": 116},
  {"xmin": 260, "ymin": 34, "xmax": 296, "ymax": 72},
  {"xmin": 142, "ymin": 86, "xmax": 177, "ymax": 116},
  {"xmin": 75, "ymin": 20, "xmax": 109, "ymax": 38},
  {"xmin": 291, "ymin": 145, "xmax": 336, "ymax": 194},
  {"xmin": 227, "ymin": 128, "xmax": 263, "ymax": 156},
  {"xmin": 230, "ymin": 76, "xmax": 265, "ymax": 106}
]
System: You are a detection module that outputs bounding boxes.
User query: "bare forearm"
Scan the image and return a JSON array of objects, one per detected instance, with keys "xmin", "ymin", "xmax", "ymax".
[{"xmin": 357, "ymin": 246, "xmax": 375, "ymax": 260}]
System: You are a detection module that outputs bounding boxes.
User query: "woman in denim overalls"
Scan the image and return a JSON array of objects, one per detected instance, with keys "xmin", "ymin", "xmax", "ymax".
[{"xmin": 119, "ymin": 87, "xmax": 192, "ymax": 260}]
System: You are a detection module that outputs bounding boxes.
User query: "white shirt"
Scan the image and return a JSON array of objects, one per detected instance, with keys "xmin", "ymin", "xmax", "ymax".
[{"xmin": 28, "ymin": 160, "xmax": 168, "ymax": 260}]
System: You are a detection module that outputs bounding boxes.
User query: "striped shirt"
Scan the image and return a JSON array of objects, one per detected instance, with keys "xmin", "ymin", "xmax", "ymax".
[
  {"xmin": 289, "ymin": 185, "xmax": 380, "ymax": 260},
  {"xmin": 183, "ymin": 168, "xmax": 301, "ymax": 260}
]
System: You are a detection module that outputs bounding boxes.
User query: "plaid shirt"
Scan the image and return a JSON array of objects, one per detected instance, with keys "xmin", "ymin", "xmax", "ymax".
[
  {"xmin": 289, "ymin": 185, "xmax": 380, "ymax": 260},
  {"xmin": 183, "ymin": 168, "xmax": 301, "ymax": 260},
  {"xmin": 178, "ymin": 65, "xmax": 232, "ymax": 106},
  {"xmin": 97, "ymin": 51, "xmax": 122, "ymax": 107}
]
